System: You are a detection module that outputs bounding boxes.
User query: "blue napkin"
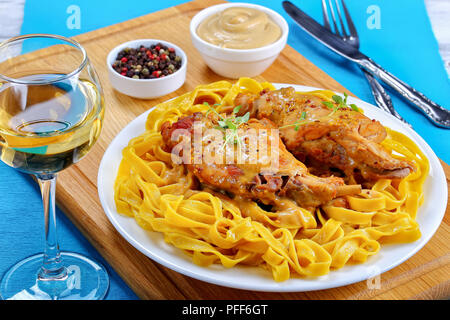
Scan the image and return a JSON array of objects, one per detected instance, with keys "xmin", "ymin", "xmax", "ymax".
[{"xmin": 0, "ymin": 165, "xmax": 138, "ymax": 300}]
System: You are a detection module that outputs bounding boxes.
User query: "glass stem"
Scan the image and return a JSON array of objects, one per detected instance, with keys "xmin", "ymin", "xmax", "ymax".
[{"xmin": 36, "ymin": 173, "xmax": 67, "ymax": 281}]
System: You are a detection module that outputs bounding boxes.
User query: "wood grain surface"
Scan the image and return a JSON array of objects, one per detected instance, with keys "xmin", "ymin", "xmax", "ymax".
[{"xmin": 53, "ymin": 0, "xmax": 450, "ymax": 300}]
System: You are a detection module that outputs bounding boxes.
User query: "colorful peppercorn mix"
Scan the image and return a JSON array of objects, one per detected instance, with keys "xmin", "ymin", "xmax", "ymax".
[{"xmin": 112, "ymin": 43, "xmax": 182, "ymax": 79}]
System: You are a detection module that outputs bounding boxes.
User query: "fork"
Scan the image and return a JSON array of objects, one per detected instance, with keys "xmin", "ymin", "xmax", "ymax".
[{"xmin": 321, "ymin": 0, "xmax": 413, "ymax": 128}]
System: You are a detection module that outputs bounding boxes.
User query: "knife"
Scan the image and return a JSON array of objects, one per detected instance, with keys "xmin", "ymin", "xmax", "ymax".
[{"xmin": 282, "ymin": 0, "xmax": 450, "ymax": 129}]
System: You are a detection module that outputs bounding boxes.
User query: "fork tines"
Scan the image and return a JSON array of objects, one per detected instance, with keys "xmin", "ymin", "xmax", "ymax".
[{"xmin": 322, "ymin": 0, "xmax": 358, "ymax": 40}]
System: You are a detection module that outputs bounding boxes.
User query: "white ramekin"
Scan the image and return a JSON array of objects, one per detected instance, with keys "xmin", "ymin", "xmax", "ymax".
[
  {"xmin": 190, "ymin": 3, "xmax": 289, "ymax": 79},
  {"xmin": 106, "ymin": 39, "xmax": 187, "ymax": 99}
]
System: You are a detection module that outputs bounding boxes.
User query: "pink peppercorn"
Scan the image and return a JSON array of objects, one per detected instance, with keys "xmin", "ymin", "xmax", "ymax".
[{"xmin": 112, "ymin": 43, "xmax": 182, "ymax": 79}]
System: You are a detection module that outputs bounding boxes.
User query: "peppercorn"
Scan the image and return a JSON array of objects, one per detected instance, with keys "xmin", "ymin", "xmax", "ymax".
[{"xmin": 113, "ymin": 43, "xmax": 182, "ymax": 79}]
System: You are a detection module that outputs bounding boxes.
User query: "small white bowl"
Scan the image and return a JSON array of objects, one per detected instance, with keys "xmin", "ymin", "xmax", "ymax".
[
  {"xmin": 190, "ymin": 3, "xmax": 289, "ymax": 79},
  {"xmin": 106, "ymin": 39, "xmax": 187, "ymax": 99}
]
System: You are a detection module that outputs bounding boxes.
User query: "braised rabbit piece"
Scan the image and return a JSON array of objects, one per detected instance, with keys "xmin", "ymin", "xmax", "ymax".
[
  {"xmin": 235, "ymin": 87, "xmax": 415, "ymax": 182},
  {"xmin": 161, "ymin": 112, "xmax": 361, "ymax": 208}
]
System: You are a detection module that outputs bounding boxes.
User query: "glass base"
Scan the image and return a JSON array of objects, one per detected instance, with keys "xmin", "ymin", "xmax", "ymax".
[{"xmin": 0, "ymin": 252, "xmax": 109, "ymax": 300}]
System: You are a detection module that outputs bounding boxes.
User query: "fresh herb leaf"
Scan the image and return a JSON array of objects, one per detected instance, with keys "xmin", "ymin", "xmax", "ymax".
[
  {"xmin": 322, "ymin": 101, "xmax": 335, "ymax": 110},
  {"xmin": 209, "ymin": 106, "xmax": 250, "ymax": 150},
  {"xmin": 239, "ymin": 112, "xmax": 250, "ymax": 123},
  {"xmin": 218, "ymin": 120, "xmax": 227, "ymax": 127},
  {"xmin": 350, "ymin": 104, "xmax": 359, "ymax": 112},
  {"xmin": 225, "ymin": 119, "xmax": 237, "ymax": 130},
  {"xmin": 279, "ymin": 111, "xmax": 308, "ymax": 131},
  {"xmin": 299, "ymin": 111, "xmax": 307, "ymax": 120},
  {"xmin": 323, "ymin": 93, "xmax": 360, "ymax": 116},
  {"xmin": 332, "ymin": 95, "xmax": 343, "ymax": 104}
]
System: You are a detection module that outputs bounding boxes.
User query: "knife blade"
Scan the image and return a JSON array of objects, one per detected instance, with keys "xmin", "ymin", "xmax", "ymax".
[{"xmin": 282, "ymin": 0, "xmax": 450, "ymax": 128}]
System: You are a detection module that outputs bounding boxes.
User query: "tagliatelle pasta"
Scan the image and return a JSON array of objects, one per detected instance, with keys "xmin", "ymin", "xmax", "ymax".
[{"xmin": 114, "ymin": 78, "xmax": 429, "ymax": 281}]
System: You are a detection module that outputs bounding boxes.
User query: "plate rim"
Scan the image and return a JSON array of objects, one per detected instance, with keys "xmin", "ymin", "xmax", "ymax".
[{"xmin": 97, "ymin": 83, "xmax": 448, "ymax": 292}]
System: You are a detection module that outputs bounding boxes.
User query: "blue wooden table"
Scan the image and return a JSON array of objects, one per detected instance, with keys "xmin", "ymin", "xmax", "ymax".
[{"xmin": 0, "ymin": 0, "xmax": 449, "ymax": 300}]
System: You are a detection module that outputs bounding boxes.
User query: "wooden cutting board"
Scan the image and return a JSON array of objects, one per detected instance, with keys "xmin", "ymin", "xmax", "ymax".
[{"xmin": 54, "ymin": 0, "xmax": 450, "ymax": 300}]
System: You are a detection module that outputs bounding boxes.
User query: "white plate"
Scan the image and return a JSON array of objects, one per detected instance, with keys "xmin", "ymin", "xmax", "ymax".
[{"xmin": 98, "ymin": 84, "xmax": 447, "ymax": 292}]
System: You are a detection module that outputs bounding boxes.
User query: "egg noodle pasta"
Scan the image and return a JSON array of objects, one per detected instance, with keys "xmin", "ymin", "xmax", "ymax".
[{"xmin": 114, "ymin": 78, "xmax": 429, "ymax": 281}]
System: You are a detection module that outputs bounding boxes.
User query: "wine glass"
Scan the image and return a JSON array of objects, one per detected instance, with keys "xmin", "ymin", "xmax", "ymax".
[{"xmin": 0, "ymin": 34, "xmax": 109, "ymax": 300}]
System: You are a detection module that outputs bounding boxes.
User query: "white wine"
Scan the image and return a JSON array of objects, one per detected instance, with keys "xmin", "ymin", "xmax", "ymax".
[{"xmin": 0, "ymin": 74, "xmax": 104, "ymax": 174}]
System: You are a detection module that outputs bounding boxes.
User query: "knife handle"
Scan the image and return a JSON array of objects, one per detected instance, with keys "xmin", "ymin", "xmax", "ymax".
[
  {"xmin": 359, "ymin": 58, "xmax": 450, "ymax": 128},
  {"xmin": 362, "ymin": 68, "xmax": 412, "ymax": 128}
]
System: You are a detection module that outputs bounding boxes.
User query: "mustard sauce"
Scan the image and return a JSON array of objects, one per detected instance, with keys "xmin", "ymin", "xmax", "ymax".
[{"xmin": 197, "ymin": 7, "xmax": 282, "ymax": 49}]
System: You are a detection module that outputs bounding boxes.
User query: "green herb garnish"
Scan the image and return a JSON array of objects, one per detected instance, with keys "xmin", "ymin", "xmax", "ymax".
[
  {"xmin": 279, "ymin": 111, "xmax": 308, "ymax": 131},
  {"xmin": 323, "ymin": 93, "xmax": 359, "ymax": 116},
  {"xmin": 204, "ymin": 102, "xmax": 250, "ymax": 151}
]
